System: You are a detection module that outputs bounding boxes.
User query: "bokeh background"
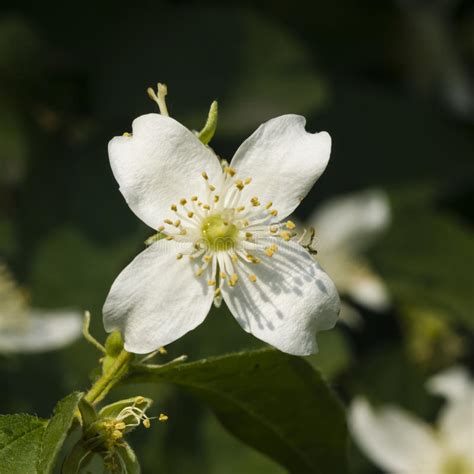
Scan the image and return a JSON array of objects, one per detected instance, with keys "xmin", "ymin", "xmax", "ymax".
[{"xmin": 1, "ymin": 1, "xmax": 473, "ymax": 473}]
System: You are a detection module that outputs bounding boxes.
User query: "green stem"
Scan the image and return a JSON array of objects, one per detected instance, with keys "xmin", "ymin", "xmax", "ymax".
[{"xmin": 84, "ymin": 350, "xmax": 134, "ymax": 406}]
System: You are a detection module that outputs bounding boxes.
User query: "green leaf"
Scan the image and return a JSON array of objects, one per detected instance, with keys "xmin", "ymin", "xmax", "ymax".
[
  {"xmin": 126, "ymin": 348, "xmax": 348, "ymax": 474},
  {"xmin": 0, "ymin": 414, "xmax": 46, "ymax": 474},
  {"xmin": 37, "ymin": 392, "xmax": 83, "ymax": 473},
  {"xmin": 371, "ymin": 205, "xmax": 474, "ymax": 330}
]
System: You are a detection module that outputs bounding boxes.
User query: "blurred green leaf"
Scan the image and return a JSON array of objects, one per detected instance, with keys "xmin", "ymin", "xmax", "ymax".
[
  {"xmin": 371, "ymin": 204, "xmax": 474, "ymax": 330},
  {"xmin": 0, "ymin": 414, "xmax": 46, "ymax": 474},
  {"xmin": 125, "ymin": 348, "xmax": 349, "ymax": 474},
  {"xmin": 306, "ymin": 328, "xmax": 352, "ymax": 379},
  {"xmin": 37, "ymin": 391, "xmax": 83, "ymax": 473},
  {"xmin": 0, "ymin": 96, "xmax": 29, "ymax": 186}
]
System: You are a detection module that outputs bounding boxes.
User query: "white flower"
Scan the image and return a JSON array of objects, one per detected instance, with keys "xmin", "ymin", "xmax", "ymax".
[
  {"xmin": 0, "ymin": 264, "xmax": 82, "ymax": 353},
  {"xmin": 305, "ymin": 190, "xmax": 391, "ymax": 314},
  {"xmin": 349, "ymin": 367, "xmax": 474, "ymax": 473},
  {"xmin": 103, "ymin": 113, "xmax": 340, "ymax": 355}
]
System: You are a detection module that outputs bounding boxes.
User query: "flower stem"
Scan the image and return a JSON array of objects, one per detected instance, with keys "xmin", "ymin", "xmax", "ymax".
[{"xmin": 84, "ymin": 349, "xmax": 134, "ymax": 406}]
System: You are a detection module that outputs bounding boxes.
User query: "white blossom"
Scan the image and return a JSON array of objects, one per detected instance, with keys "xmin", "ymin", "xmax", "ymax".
[
  {"xmin": 349, "ymin": 367, "xmax": 474, "ymax": 473},
  {"xmin": 103, "ymin": 113, "xmax": 340, "ymax": 355},
  {"xmin": 0, "ymin": 264, "xmax": 82, "ymax": 353},
  {"xmin": 301, "ymin": 190, "xmax": 390, "ymax": 326}
]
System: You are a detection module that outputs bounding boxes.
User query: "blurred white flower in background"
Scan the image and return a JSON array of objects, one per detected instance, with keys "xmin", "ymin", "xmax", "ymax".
[
  {"xmin": 300, "ymin": 189, "xmax": 391, "ymax": 327},
  {"xmin": 0, "ymin": 263, "xmax": 82, "ymax": 353},
  {"xmin": 349, "ymin": 366, "xmax": 474, "ymax": 473}
]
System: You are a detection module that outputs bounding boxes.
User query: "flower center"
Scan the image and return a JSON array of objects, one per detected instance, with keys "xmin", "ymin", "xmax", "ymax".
[
  {"xmin": 441, "ymin": 455, "xmax": 471, "ymax": 474},
  {"xmin": 201, "ymin": 213, "xmax": 238, "ymax": 251}
]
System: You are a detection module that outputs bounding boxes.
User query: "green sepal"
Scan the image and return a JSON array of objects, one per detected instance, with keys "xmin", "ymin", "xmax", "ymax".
[
  {"xmin": 78, "ymin": 398, "xmax": 97, "ymax": 428},
  {"xmin": 197, "ymin": 100, "xmax": 218, "ymax": 145},
  {"xmin": 115, "ymin": 442, "xmax": 141, "ymax": 474},
  {"xmin": 61, "ymin": 441, "xmax": 93, "ymax": 474}
]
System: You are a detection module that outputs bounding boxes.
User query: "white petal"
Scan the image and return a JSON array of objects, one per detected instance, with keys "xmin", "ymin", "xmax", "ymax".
[
  {"xmin": 338, "ymin": 302, "xmax": 364, "ymax": 329},
  {"xmin": 230, "ymin": 115, "xmax": 331, "ymax": 219},
  {"xmin": 427, "ymin": 366, "xmax": 473, "ymax": 402},
  {"xmin": 349, "ymin": 398, "xmax": 442, "ymax": 473},
  {"xmin": 317, "ymin": 252, "xmax": 390, "ymax": 311},
  {"xmin": 0, "ymin": 310, "xmax": 82, "ymax": 353},
  {"xmin": 437, "ymin": 395, "xmax": 474, "ymax": 464},
  {"xmin": 309, "ymin": 189, "xmax": 390, "ymax": 254},
  {"xmin": 103, "ymin": 240, "xmax": 214, "ymax": 353},
  {"xmin": 109, "ymin": 114, "xmax": 223, "ymax": 229},
  {"xmin": 221, "ymin": 240, "xmax": 340, "ymax": 356},
  {"xmin": 346, "ymin": 270, "xmax": 390, "ymax": 311},
  {"xmin": 428, "ymin": 368, "xmax": 474, "ymax": 462}
]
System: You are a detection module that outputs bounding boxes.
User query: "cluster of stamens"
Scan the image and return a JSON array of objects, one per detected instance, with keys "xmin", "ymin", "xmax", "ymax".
[{"xmin": 153, "ymin": 166, "xmax": 297, "ymax": 302}]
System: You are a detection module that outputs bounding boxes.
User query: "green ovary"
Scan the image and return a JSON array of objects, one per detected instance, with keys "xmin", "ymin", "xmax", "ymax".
[
  {"xmin": 442, "ymin": 456, "xmax": 470, "ymax": 474},
  {"xmin": 201, "ymin": 214, "xmax": 238, "ymax": 251}
]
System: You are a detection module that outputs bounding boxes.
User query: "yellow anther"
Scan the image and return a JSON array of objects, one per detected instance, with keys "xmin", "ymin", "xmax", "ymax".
[
  {"xmin": 202, "ymin": 171, "xmax": 209, "ymax": 180},
  {"xmin": 213, "ymin": 195, "xmax": 220, "ymax": 203},
  {"xmin": 203, "ymin": 255, "xmax": 212, "ymax": 263},
  {"xmin": 187, "ymin": 211, "xmax": 194, "ymax": 218},
  {"xmin": 280, "ymin": 231, "xmax": 291, "ymax": 241},
  {"xmin": 196, "ymin": 268, "xmax": 205, "ymax": 277},
  {"xmin": 180, "ymin": 198, "xmax": 187, "ymax": 205},
  {"xmin": 265, "ymin": 244, "xmax": 278, "ymax": 257},
  {"xmin": 219, "ymin": 271, "xmax": 227, "ymax": 279},
  {"xmin": 246, "ymin": 254, "xmax": 261, "ymax": 264},
  {"xmin": 171, "ymin": 204, "xmax": 178, "ymax": 212},
  {"xmin": 174, "ymin": 220, "xmax": 181, "ymax": 227},
  {"xmin": 158, "ymin": 225, "xmax": 165, "ymax": 231},
  {"xmin": 235, "ymin": 180, "xmax": 245, "ymax": 191},
  {"xmin": 244, "ymin": 177, "xmax": 252, "ymax": 185},
  {"xmin": 159, "ymin": 414, "xmax": 169, "ymax": 422},
  {"xmin": 191, "ymin": 196, "xmax": 198, "ymax": 201},
  {"xmin": 229, "ymin": 273, "xmax": 239, "ymax": 286},
  {"xmin": 270, "ymin": 225, "xmax": 279, "ymax": 233},
  {"xmin": 158, "ymin": 347, "xmax": 167, "ymax": 354},
  {"xmin": 112, "ymin": 430, "xmax": 123, "ymax": 440},
  {"xmin": 214, "ymin": 288, "xmax": 221, "ymax": 297},
  {"xmin": 164, "ymin": 219, "xmax": 173, "ymax": 225},
  {"xmin": 135, "ymin": 396, "xmax": 145, "ymax": 404},
  {"xmin": 209, "ymin": 184, "xmax": 216, "ymax": 192},
  {"xmin": 143, "ymin": 419, "xmax": 151, "ymax": 428},
  {"xmin": 207, "ymin": 279, "xmax": 216, "ymax": 286},
  {"xmin": 122, "ymin": 132, "xmax": 132, "ymax": 137},
  {"xmin": 225, "ymin": 167, "xmax": 236, "ymax": 176},
  {"xmin": 285, "ymin": 220, "xmax": 296, "ymax": 230},
  {"xmin": 176, "ymin": 253, "xmax": 183, "ymax": 260},
  {"xmin": 231, "ymin": 254, "xmax": 238, "ymax": 263},
  {"xmin": 203, "ymin": 204, "xmax": 210, "ymax": 210},
  {"xmin": 248, "ymin": 274, "xmax": 257, "ymax": 283},
  {"xmin": 269, "ymin": 209, "xmax": 278, "ymax": 217},
  {"xmin": 265, "ymin": 201, "xmax": 273, "ymax": 209},
  {"xmin": 165, "ymin": 235, "xmax": 174, "ymax": 240},
  {"xmin": 180, "ymin": 229, "xmax": 187, "ymax": 235},
  {"xmin": 236, "ymin": 206, "xmax": 245, "ymax": 212},
  {"xmin": 242, "ymin": 219, "xmax": 250, "ymax": 227},
  {"xmin": 250, "ymin": 197, "xmax": 260, "ymax": 207},
  {"xmin": 245, "ymin": 232, "xmax": 253, "ymax": 240},
  {"xmin": 115, "ymin": 421, "xmax": 126, "ymax": 430}
]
